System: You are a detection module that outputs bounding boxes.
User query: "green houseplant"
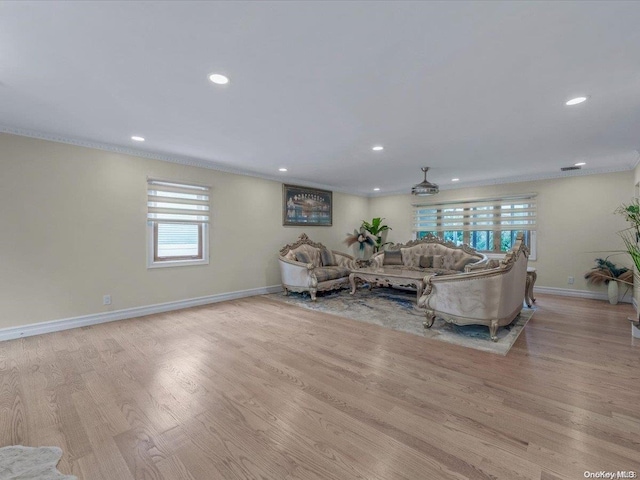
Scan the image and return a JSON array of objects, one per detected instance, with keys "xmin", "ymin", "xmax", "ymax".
[
  {"xmin": 615, "ymin": 199, "xmax": 640, "ymax": 331},
  {"xmin": 361, "ymin": 217, "xmax": 392, "ymax": 252},
  {"xmin": 584, "ymin": 257, "xmax": 632, "ymax": 305},
  {"xmin": 584, "ymin": 257, "xmax": 632, "ymax": 286},
  {"xmin": 615, "ymin": 199, "xmax": 640, "ymax": 274}
]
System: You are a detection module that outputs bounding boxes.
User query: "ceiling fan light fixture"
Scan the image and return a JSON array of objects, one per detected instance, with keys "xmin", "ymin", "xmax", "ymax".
[{"xmin": 411, "ymin": 167, "xmax": 439, "ymax": 196}]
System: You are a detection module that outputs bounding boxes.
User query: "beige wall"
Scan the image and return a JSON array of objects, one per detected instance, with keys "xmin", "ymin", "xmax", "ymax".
[
  {"xmin": 0, "ymin": 134, "xmax": 368, "ymax": 329},
  {"xmin": 369, "ymin": 172, "xmax": 634, "ymax": 294},
  {"xmin": 1, "ymin": 132, "xmax": 635, "ymax": 330}
]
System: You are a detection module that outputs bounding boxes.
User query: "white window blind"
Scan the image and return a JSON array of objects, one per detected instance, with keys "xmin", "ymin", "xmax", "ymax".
[
  {"xmin": 147, "ymin": 179, "xmax": 210, "ymax": 224},
  {"xmin": 147, "ymin": 179, "xmax": 211, "ymax": 266},
  {"xmin": 413, "ymin": 195, "xmax": 537, "ymax": 233}
]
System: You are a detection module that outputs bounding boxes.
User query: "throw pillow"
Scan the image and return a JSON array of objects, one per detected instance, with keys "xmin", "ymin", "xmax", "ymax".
[
  {"xmin": 383, "ymin": 249, "xmax": 403, "ymax": 266},
  {"xmin": 296, "ymin": 251, "xmax": 312, "ymax": 264},
  {"xmin": 419, "ymin": 255, "xmax": 433, "ymax": 268},
  {"xmin": 320, "ymin": 248, "xmax": 337, "ymax": 266},
  {"xmin": 432, "ymin": 255, "xmax": 443, "ymax": 269}
]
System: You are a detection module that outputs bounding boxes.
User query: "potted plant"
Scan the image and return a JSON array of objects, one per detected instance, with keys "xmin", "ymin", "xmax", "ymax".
[
  {"xmin": 615, "ymin": 198, "xmax": 640, "ymax": 336},
  {"xmin": 361, "ymin": 217, "xmax": 392, "ymax": 253},
  {"xmin": 584, "ymin": 257, "xmax": 633, "ymax": 304}
]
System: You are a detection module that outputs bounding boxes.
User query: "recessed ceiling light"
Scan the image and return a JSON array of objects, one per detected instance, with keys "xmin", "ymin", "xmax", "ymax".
[
  {"xmin": 131, "ymin": 136, "xmax": 145, "ymax": 142},
  {"xmin": 451, "ymin": 178, "xmax": 460, "ymax": 182},
  {"xmin": 565, "ymin": 96, "xmax": 587, "ymax": 106},
  {"xmin": 574, "ymin": 162, "xmax": 586, "ymax": 166},
  {"xmin": 373, "ymin": 187, "xmax": 380, "ymax": 191},
  {"xmin": 279, "ymin": 168, "xmax": 288, "ymax": 172},
  {"xmin": 209, "ymin": 73, "xmax": 229, "ymax": 85},
  {"xmin": 372, "ymin": 146, "xmax": 384, "ymax": 151}
]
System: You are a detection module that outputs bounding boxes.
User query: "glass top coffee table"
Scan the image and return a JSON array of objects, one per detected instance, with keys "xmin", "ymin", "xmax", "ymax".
[{"xmin": 349, "ymin": 267, "xmax": 431, "ymax": 303}]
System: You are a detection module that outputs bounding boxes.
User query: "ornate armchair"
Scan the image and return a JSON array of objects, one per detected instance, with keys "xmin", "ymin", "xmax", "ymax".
[
  {"xmin": 417, "ymin": 234, "xmax": 529, "ymax": 341},
  {"xmin": 278, "ymin": 234, "xmax": 355, "ymax": 301}
]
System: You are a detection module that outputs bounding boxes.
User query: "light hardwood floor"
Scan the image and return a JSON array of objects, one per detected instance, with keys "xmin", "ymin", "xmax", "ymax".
[{"xmin": 1, "ymin": 293, "xmax": 639, "ymax": 479}]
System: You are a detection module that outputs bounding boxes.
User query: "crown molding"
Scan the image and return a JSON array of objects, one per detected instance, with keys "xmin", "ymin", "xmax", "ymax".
[
  {"xmin": 2, "ymin": 125, "xmax": 636, "ymax": 199},
  {"xmin": 0, "ymin": 125, "xmax": 354, "ymax": 196},
  {"xmin": 375, "ymin": 163, "xmax": 637, "ymax": 198}
]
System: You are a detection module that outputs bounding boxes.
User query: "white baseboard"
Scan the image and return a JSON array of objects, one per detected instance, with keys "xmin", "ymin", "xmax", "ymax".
[
  {"xmin": 1, "ymin": 283, "xmax": 631, "ymax": 343},
  {"xmin": 0, "ymin": 285, "xmax": 283, "ymax": 342},
  {"xmin": 534, "ymin": 285, "xmax": 633, "ymax": 304}
]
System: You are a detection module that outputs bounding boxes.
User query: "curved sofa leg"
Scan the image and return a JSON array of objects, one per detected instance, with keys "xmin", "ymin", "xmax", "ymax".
[
  {"xmin": 423, "ymin": 311, "xmax": 435, "ymax": 329},
  {"xmin": 489, "ymin": 319, "xmax": 499, "ymax": 342},
  {"xmin": 308, "ymin": 275, "xmax": 318, "ymax": 301}
]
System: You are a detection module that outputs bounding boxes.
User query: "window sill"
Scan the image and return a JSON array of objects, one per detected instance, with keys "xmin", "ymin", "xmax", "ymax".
[{"xmin": 148, "ymin": 259, "xmax": 209, "ymax": 269}]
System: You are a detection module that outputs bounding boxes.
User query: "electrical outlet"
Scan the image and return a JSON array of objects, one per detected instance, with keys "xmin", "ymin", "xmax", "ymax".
[
  {"xmin": 103, "ymin": 294, "xmax": 112, "ymax": 305},
  {"xmin": 567, "ymin": 276, "xmax": 574, "ymax": 285}
]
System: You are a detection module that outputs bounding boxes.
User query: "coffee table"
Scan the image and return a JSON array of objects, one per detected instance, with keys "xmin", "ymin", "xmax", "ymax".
[{"xmin": 349, "ymin": 267, "xmax": 430, "ymax": 303}]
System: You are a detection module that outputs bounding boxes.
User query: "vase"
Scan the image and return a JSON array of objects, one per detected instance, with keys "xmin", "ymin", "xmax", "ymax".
[
  {"xmin": 380, "ymin": 230, "xmax": 389, "ymax": 250},
  {"xmin": 607, "ymin": 280, "xmax": 619, "ymax": 305},
  {"xmin": 353, "ymin": 243, "xmax": 373, "ymax": 260}
]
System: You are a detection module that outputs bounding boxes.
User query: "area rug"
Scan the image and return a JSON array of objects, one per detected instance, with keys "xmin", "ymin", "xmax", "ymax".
[
  {"xmin": 0, "ymin": 446, "xmax": 76, "ymax": 480},
  {"xmin": 265, "ymin": 287, "xmax": 534, "ymax": 355}
]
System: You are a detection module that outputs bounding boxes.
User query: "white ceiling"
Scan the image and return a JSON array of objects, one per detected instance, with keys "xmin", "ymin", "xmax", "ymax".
[{"xmin": 1, "ymin": 1, "xmax": 639, "ymax": 195}]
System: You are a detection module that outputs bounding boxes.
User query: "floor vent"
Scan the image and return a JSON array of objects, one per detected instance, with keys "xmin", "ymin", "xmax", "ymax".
[{"xmin": 560, "ymin": 165, "xmax": 582, "ymax": 171}]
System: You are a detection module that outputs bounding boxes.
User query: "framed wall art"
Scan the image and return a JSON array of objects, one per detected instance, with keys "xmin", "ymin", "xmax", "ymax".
[{"xmin": 282, "ymin": 184, "xmax": 332, "ymax": 226}]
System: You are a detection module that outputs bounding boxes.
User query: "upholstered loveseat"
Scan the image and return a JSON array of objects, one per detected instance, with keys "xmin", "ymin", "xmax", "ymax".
[
  {"xmin": 369, "ymin": 235, "xmax": 488, "ymax": 275},
  {"xmin": 278, "ymin": 234, "xmax": 355, "ymax": 301},
  {"xmin": 418, "ymin": 234, "xmax": 529, "ymax": 341}
]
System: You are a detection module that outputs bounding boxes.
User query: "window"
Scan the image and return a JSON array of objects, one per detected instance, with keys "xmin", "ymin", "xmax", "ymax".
[
  {"xmin": 147, "ymin": 179, "xmax": 210, "ymax": 268},
  {"xmin": 413, "ymin": 194, "xmax": 537, "ymax": 258}
]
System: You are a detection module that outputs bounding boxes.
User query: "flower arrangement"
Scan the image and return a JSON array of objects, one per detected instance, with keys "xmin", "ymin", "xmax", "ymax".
[
  {"xmin": 345, "ymin": 218, "xmax": 393, "ymax": 258},
  {"xmin": 344, "ymin": 228, "xmax": 376, "ymax": 254},
  {"xmin": 360, "ymin": 217, "xmax": 392, "ymax": 252}
]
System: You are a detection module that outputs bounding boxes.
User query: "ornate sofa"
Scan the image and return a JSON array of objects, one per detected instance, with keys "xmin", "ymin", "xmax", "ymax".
[
  {"xmin": 278, "ymin": 234, "xmax": 355, "ymax": 301},
  {"xmin": 369, "ymin": 235, "xmax": 488, "ymax": 275},
  {"xmin": 417, "ymin": 234, "xmax": 529, "ymax": 341}
]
